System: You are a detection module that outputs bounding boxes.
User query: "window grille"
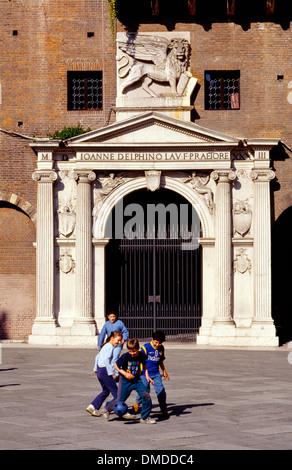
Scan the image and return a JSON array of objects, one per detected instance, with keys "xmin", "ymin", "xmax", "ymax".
[
  {"xmin": 67, "ymin": 71, "xmax": 102, "ymax": 111},
  {"xmin": 205, "ymin": 71, "xmax": 240, "ymax": 110}
]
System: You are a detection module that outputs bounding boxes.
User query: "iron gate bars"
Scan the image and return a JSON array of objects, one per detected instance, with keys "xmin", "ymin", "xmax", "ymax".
[{"xmin": 118, "ymin": 229, "xmax": 201, "ymax": 341}]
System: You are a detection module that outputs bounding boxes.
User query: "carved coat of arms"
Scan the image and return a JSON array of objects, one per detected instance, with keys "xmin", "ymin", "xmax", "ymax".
[
  {"xmin": 233, "ymin": 200, "xmax": 252, "ymax": 237},
  {"xmin": 117, "ymin": 34, "xmax": 191, "ymax": 97},
  {"xmin": 234, "ymin": 249, "xmax": 251, "ymax": 274},
  {"xmin": 145, "ymin": 170, "xmax": 161, "ymax": 192},
  {"xmin": 58, "ymin": 205, "xmax": 76, "ymax": 237}
]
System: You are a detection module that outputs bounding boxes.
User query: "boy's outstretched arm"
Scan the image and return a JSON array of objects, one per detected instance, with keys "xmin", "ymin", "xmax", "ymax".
[
  {"xmin": 144, "ymin": 364, "xmax": 154, "ymax": 384},
  {"xmin": 160, "ymin": 361, "xmax": 170, "ymax": 380},
  {"xmin": 114, "ymin": 363, "xmax": 135, "ymax": 380}
]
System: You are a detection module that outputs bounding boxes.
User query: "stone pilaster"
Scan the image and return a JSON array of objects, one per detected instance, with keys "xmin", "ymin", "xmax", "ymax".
[
  {"xmin": 250, "ymin": 169, "xmax": 278, "ymax": 343},
  {"xmin": 211, "ymin": 170, "xmax": 236, "ymax": 334},
  {"xmin": 71, "ymin": 170, "xmax": 97, "ymax": 335},
  {"xmin": 93, "ymin": 238, "xmax": 111, "ymax": 334},
  {"xmin": 29, "ymin": 170, "xmax": 57, "ymax": 340}
]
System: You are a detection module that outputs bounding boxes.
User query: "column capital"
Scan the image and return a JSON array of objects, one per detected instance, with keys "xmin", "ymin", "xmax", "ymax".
[
  {"xmin": 73, "ymin": 170, "xmax": 96, "ymax": 183},
  {"xmin": 250, "ymin": 169, "xmax": 275, "ymax": 182},
  {"xmin": 211, "ymin": 170, "xmax": 236, "ymax": 183},
  {"xmin": 32, "ymin": 170, "xmax": 57, "ymax": 183}
]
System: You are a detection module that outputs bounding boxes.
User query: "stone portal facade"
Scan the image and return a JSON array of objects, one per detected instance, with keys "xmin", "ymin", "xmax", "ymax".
[{"xmin": 29, "ymin": 32, "xmax": 279, "ymax": 347}]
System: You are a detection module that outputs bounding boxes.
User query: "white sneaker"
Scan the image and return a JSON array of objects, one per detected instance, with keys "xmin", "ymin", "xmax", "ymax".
[
  {"xmin": 140, "ymin": 417, "xmax": 157, "ymax": 424},
  {"xmin": 122, "ymin": 412, "xmax": 135, "ymax": 419},
  {"xmin": 102, "ymin": 407, "xmax": 110, "ymax": 420},
  {"xmin": 86, "ymin": 405, "xmax": 101, "ymax": 416}
]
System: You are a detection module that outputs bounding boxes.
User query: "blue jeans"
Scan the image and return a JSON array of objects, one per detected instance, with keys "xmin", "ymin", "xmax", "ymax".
[
  {"xmin": 107, "ymin": 377, "xmax": 152, "ymax": 420},
  {"xmin": 136, "ymin": 373, "xmax": 167, "ymax": 411},
  {"xmin": 91, "ymin": 367, "xmax": 118, "ymax": 410}
]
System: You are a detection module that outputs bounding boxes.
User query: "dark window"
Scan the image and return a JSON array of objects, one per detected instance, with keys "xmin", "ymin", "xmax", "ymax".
[
  {"xmin": 67, "ymin": 71, "xmax": 102, "ymax": 111},
  {"xmin": 205, "ymin": 71, "xmax": 240, "ymax": 110}
]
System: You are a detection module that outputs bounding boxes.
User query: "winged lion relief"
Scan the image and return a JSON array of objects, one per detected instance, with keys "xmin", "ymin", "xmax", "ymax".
[{"xmin": 117, "ymin": 34, "xmax": 193, "ymax": 98}]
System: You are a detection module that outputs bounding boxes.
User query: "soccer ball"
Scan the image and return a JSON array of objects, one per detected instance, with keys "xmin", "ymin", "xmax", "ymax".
[{"xmin": 113, "ymin": 401, "xmax": 128, "ymax": 417}]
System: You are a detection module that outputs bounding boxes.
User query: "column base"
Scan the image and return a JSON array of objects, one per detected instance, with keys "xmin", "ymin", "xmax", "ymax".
[
  {"xmin": 29, "ymin": 318, "xmax": 58, "ymax": 336},
  {"xmin": 71, "ymin": 318, "xmax": 97, "ymax": 336},
  {"xmin": 28, "ymin": 318, "xmax": 58, "ymax": 345},
  {"xmin": 29, "ymin": 324, "xmax": 98, "ymax": 346},
  {"xmin": 211, "ymin": 320, "xmax": 236, "ymax": 337},
  {"xmin": 196, "ymin": 321, "xmax": 279, "ymax": 347}
]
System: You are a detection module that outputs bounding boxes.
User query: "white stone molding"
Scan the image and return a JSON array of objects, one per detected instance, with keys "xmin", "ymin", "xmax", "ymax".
[
  {"xmin": 71, "ymin": 170, "xmax": 97, "ymax": 335},
  {"xmin": 29, "ymin": 170, "xmax": 58, "ymax": 342},
  {"xmin": 93, "ymin": 174, "xmax": 214, "ymax": 240},
  {"xmin": 211, "ymin": 170, "xmax": 236, "ymax": 328},
  {"xmin": 92, "ymin": 172, "xmax": 125, "ymax": 238},
  {"xmin": 92, "ymin": 238, "xmax": 111, "ymax": 333}
]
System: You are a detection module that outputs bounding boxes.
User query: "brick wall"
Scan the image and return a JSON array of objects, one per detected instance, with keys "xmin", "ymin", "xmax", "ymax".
[{"xmin": 0, "ymin": 205, "xmax": 36, "ymax": 340}]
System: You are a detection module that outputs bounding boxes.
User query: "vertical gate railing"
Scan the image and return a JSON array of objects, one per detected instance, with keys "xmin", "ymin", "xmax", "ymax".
[{"xmin": 118, "ymin": 227, "xmax": 201, "ymax": 341}]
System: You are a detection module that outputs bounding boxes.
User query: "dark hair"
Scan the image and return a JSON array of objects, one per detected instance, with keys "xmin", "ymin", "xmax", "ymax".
[
  {"xmin": 152, "ymin": 331, "xmax": 165, "ymax": 343},
  {"xmin": 100, "ymin": 330, "xmax": 122, "ymax": 349},
  {"xmin": 106, "ymin": 311, "xmax": 118, "ymax": 318},
  {"xmin": 127, "ymin": 338, "xmax": 140, "ymax": 350}
]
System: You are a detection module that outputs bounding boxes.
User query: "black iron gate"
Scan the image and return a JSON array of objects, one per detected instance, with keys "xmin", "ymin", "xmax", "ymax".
[{"xmin": 117, "ymin": 233, "xmax": 201, "ymax": 341}]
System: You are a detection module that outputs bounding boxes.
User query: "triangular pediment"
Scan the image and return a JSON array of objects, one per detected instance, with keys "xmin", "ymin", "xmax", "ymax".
[{"xmin": 66, "ymin": 112, "xmax": 240, "ymax": 146}]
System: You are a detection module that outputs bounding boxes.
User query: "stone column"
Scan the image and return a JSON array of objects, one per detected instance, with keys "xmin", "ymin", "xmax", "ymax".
[
  {"xmin": 211, "ymin": 170, "xmax": 236, "ymax": 331},
  {"xmin": 30, "ymin": 170, "xmax": 57, "ymax": 340},
  {"xmin": 71, "ymin": 170, "xmax": 96, "ymax": 335},
  {"xmin": 250, "ymin": 169, "xmax": 277, "ymax": 343}
]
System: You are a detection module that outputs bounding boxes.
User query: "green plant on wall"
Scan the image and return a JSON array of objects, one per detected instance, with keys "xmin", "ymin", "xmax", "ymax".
[
  {"xmin": 48, "ymin": 123, "xmax": 91, "ymax": 140},
  {"xmin": 108, "ymin": 0, "xmax": 117, "ymax": 40}
]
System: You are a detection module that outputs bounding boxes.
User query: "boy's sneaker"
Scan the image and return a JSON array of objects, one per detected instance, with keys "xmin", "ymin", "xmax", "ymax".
[
  {"xmin": 133, "ymin": 402, "xmax": 140, "ymax": 413},
  {"xmin": 102, "ymin": 407, "xmax": 110, "ymax": 420},
  {"xmin": 140, "ymin": 417, "xmax": 157, "ymax": 424},
  {"xmin": 86, "ymin": 405, "xmax": 101, "ymax": 416},
  {"xmin": 122, "ymin": 412, "xmax": 135, "ymax": 419}
]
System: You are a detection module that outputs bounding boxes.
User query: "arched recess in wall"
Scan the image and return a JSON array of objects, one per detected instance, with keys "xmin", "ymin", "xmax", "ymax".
[
  {"xmin": 0, "ymin": 201, "xmax": 36, "ymax": 340},
  {"xmin": 272, "ymin": 206, "xmax": 292, "ymax": 345}
]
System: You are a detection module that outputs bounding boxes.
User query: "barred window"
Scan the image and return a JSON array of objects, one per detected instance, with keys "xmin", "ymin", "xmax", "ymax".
[
  {"xmin": 205, "ymin": 71, "xmax": 240, "ymax": 110},
  {"xmin": 67, "ymin": 71, "xmax": 102, "ymax": 111}
]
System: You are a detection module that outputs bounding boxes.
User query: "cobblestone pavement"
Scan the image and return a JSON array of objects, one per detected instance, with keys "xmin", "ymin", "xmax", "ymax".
[{"xmin": 0, "ymin": 343, "xmax": 291, "ymax": 452}]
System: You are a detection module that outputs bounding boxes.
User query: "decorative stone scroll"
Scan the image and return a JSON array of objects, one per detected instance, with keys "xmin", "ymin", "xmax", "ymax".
[{"xmin": 186, "ymin": 172, "xmax": 215, "ymax": 214}]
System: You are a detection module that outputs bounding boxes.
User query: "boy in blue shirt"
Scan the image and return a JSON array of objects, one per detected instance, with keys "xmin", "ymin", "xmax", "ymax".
[
  {"xmin": 110, "ymin": 338, "xmax": 157, "ymax": 424},
  {"xmin": 98, "ymin": 312, "xmax": 129, "ymax": 372},
  {"xmin": 133, "ymin": 331, "xmax": 169, "ymax": 416}
]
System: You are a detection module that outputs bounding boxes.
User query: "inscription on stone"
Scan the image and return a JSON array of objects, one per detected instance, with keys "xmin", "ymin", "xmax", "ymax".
[{"xmin": 78, "ymin": 151, "xmax": 230, "ymax": 161}]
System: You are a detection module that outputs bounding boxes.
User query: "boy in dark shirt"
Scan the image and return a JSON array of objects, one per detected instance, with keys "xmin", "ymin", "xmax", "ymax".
[
  {"xmin": 113, "ymin": 338, "xmax": 157, "ymax": 424},
  {"xmin": 133, "ymin": 330, "xmax": 169, "ymax": 416}
]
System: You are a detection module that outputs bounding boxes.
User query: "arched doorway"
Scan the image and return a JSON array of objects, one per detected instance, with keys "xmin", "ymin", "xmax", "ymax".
[
  {"xmin": 105, "ymin": 188, "xmax": 202, "ymax": 341},
  {"xmin": 272, "ymin": 206, "xmax": 292, "ymax": 345}
]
